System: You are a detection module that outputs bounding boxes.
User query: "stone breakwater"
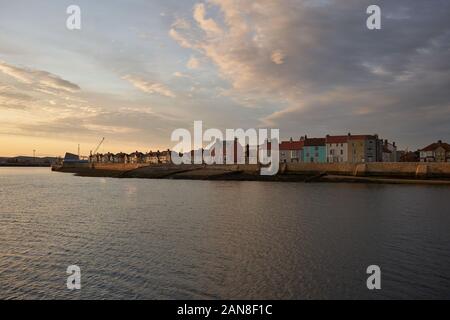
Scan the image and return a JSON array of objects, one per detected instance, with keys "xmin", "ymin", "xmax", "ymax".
[{"xmin": 52, "ymin": 162, "xmax": 450, "ymax": 185}]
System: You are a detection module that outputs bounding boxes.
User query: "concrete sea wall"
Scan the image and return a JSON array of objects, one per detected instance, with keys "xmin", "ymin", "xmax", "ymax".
[
  {"xmin": 91, "ymin": 163, "xmax": 149, "ymax": 171},
  {"xmin": 285, "ymin": 162, "xmax": 450, "ymax": 179},
  {"xmin": 58, "ymin": 162, "xmax": 450, "ymax": 180}
]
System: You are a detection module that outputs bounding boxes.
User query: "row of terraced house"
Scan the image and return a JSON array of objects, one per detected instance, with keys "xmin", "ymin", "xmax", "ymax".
[
  {"xmin": 87, "ymin": 136, "xmax": 450, "ymax": 165},
  {"xmin": 89, "ymin": 150, "xmax": 172, "ymax": 164},
  {"xmin": 279, "ymin": 133, "xmax": 398, "ymax": 163}
]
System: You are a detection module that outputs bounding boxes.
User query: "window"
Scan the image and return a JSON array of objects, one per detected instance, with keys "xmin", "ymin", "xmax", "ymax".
[{"xmin": 340, "ymin": 150, "xmax": 343, "ymax": 155}]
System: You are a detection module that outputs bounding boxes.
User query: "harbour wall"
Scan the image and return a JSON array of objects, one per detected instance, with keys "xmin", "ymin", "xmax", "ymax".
[
  {"xmin": 285, "ymin": 162, "xmax": 450, "ymax": 179},
  {"xmin": 58, "ymin": 162, "xmax": 450, "ymax": 179}
]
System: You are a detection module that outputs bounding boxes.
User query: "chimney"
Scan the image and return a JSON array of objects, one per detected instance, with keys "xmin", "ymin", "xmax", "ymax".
[
  {"xmin": 393, "ymin": 142, "xmax": 396, "ymax": 147},
  {"xmin": 438, "ymin": 140, "xmax": 442, "ymax": 144},
  {"xmin": 290, "ymin": 137, "xmax": 293, "ymax": 142},
  {"xmin": 348, "ymin": 132, "xmax": 351, "ymax": 136}
]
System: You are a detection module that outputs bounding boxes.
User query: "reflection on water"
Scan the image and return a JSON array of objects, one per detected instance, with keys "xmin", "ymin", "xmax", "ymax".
[{"xmin": 0, "ymin": 167, "xmax": 450, "ymax": 299}]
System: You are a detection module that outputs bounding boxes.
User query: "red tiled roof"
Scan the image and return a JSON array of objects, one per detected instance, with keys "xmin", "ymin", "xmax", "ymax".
[
  {"xmin": 325, "ymin": 135, "xmax": 348, "ymax": 144},
  {"xmin": 304, "ymin": 138, "xmax": 325, "ymax": 147},
  {"xmin": 279, "ymin": 140, "xmax": 304, "ymax": 150},
  {"xmin": 420, "ymin": 141, "xmax": 450, "ymax": 152}
]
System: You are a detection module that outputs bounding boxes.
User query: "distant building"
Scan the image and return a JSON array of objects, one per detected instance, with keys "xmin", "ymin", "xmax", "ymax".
[
  {"xmin": 325, "ymin": 135, "xmax": 348, "ymax": 163},
  {"xmin": 64, "ymin": 152, "xmax": 80, "ymax": 162},
  {"xmin": 101, "ymin": 153, "xmax": 114, "ymax": 163},
  {"xmin": 158, "ymin": 150, "xmax": 172, "ymax": 164},
  {"xmin": 279, "ymin": 137, "xmax": 304, "ymax": 163},
  {"xmin": 303, "ymin": 138, "xmax": 326, "ymax": 163},
  {"xmin": 382, "ymin": 140, "xmax": 398, "ymax": 162},
  {"xmin": 398, "ymin": 151, "xmax": 419, "ymax": 162},
  {"xmin": 129, "ymin": 151, "xmax": 145, "ymax": 164},
  {"xmin": 113, "ymin": 153, "xmax": 128, "ymax": 163},
  {"xmin": 144, "ymin": 151, "xmax": 160, "ymax": 164},
  {"xmin": 419, "ymin": 140, "xmax": 450, "ymax": 162},
  {"xmin": 210, "ymin": 139, "xmax": 244, "ymax": 164},
  {"xmin": 65, "ymin": 152, "xmax": 87, "ymax": 164},
  {"xmin": 63, "ymin": 152, "xmax": 88, "ymax": 164},
  {"xmin": 347, "ymin": 134, "xmax": 380, "ymax": 163}
]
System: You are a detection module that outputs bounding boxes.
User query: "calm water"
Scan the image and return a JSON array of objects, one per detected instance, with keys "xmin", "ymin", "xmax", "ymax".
[{"xmin": 0, "ymin": 167, "xmax": 449, "ymax": 299}]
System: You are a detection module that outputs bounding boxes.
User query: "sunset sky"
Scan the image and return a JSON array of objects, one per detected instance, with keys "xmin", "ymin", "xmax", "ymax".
[{"xmin": 1, "ymin": 0, "xmax": 449, "ymax": 157}]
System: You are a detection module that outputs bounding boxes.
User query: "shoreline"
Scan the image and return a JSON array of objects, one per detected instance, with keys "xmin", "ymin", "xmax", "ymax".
[{"xmin": 52, "ymin": 165, "xmax": 450, "ymax": 185}]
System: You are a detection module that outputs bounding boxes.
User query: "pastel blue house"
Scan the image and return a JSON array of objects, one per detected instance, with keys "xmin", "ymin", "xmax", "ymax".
[{"xmin": 303, "ymin": 138, "xmax": 327, "ymax": 163}]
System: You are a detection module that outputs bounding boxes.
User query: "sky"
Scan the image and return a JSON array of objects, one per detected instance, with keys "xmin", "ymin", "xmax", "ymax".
[{"xmin": 0, "ymin": 0, "xmax": 449, "ymax": 157}]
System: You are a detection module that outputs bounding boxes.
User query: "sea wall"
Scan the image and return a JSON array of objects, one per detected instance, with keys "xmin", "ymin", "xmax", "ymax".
[
  {"xmin": 91, "ymin": 163, "xmax": 149, "ymax": 171},
  {"xmin": 59, "ymin": 161, "xmax": 450, "ymax": 179},
  {"xmin": 90, "ymin": 163, "xmax": 262, "ymax": 172},
  {"xmin": 286, "ymin": 162, "xmax": 450, "ymax": 178}
]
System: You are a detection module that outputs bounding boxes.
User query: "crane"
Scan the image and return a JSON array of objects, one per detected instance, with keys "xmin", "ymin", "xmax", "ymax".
[{"xmin": 90, "ymin": 137, "xmax": 105, "ymax": 156}]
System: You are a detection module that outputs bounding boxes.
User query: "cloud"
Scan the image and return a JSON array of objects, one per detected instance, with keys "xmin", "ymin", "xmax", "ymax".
[
  {"xmin": 271, "ymin": 50, "xmax": 285, "ymax": 65},
  {"xmin": 0, "ymin": 84, "xmax": 33, "ymax": 110},
  {"xmin": 13, "ymin": 107, "xmax": 185, "ymax": 151},
  {"xmin": 169, "ymin": 0, "xmax": 450, "ymax": 146},
  {"xmin": 122, "ymin": 75, "xmax": 176, "ymax": 98},
  {"xmin": 187, "ymin": 56, "xmax": 200, "ymax": 69},
  {"xmin": 169, "ymin": 18, "xmax": 195, "ymax": 49},
  {"xmin": 193, "ymin": 3, "xmax": 223, "ymax": 36},
  {"xmin": 169, "ymin": 0, "xmax": 300, "ymax": 104},
  {"xmin": 0, "ymin": 63, "xmax": 33, "ymax": 84},
  {"xmin": 0, "ymin": 61, "xmax": 80, "ymax": 92},
  {"xmin": 173, "ymin": 71, "xmax": 191, "ymax": 78}
]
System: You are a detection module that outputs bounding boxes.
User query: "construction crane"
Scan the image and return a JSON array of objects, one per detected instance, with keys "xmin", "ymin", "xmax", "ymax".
[{"xmin": 90, "ymin": 137, "xmax": 105, "ymax": 156}]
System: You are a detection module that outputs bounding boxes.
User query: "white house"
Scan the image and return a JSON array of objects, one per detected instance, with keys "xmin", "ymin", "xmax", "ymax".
[{"xmin": 325, "ymin": 135, "xmax": 348, "ymax": 163}]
